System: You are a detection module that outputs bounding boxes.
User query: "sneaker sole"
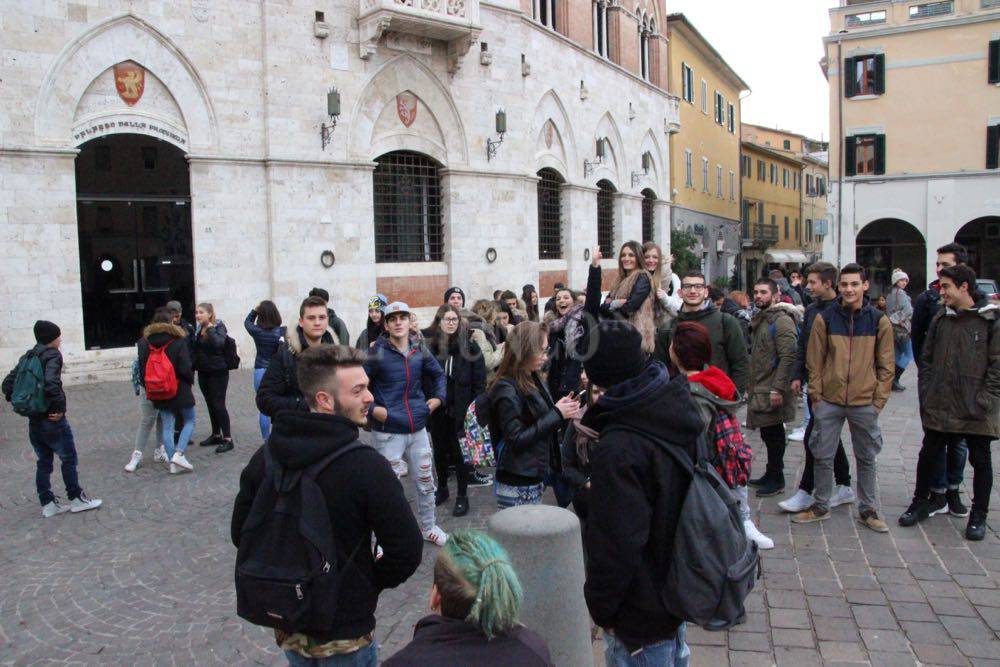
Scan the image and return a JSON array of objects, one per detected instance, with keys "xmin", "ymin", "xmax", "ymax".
[
  {"xmin": 70, "ymin": 502, "xmax": 102, "ymax": 513},
  {"xmin": 927, "ymin": 505, "xmax": 950, "ymax": 517},
  {"xmin": 830, "ymin": 496, "xmax": 856, "ymax": 508},
  {"xmin": 778, "ymin": 503, "xmax": 811, "ymax": 513},
  {"xmin": 951, "ymin": 509, "xmax": 971, "ymax": 518},
  {"xmin": 756, "ymin": 487, "xmax": 785, "ymax": 498},
  {"xmin": 859, "ymin": 520, "xmax": 889, "ymax": 533},
  {"xmin": 43, "ymin": 509, "xmax": 71, "ymax": 518}
]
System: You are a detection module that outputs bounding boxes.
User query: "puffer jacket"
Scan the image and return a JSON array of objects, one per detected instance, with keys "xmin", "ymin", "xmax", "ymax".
[
  {"xmin": 2, "ymin": 344, "xmax": 66, "ymax": 418},
  {"xmin": 911, "ymin": 281, "xmax": 941, "ymax": 361},
  {"xmin": 918, "ymin": 300, "xmax": 1000, "ymax": 437},
  {"xmin": 747, "ymin": 303, "xmax": 800, "ymax": 428},
  {"xmin": 795, "ymin": 296, "xmax": 837, "ymax": 383},
  {"xmin": 490, "ymin": 373, "xmax": 563, "ymax": 485},
  {"xmin": 364, "ymin": 335, "xmax": 446, "ymax": 434},
  {"xmin": 137, "ymin": 322, "xmax": 195, "ymax": 410},
  {"xmin": 192, "ymin": 320, "xmax": 228, "ymax": 373},
  {"xmin": 255, "ymin": 326, "xmax": 336, "ymax": 416},
  {"xmin": 807, "ymin": 297, "xmax": 895, "ymax": 410}
]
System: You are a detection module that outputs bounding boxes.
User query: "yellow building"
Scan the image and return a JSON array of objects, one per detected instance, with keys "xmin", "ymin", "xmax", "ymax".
[
  {"xmin": 740, "ymin": 141, "xmax": 806, "ymax": 288},
  {"xmin": 802, "ymin": 153, "xmax": 830, "ymax": 264},
  {"xmin": 666, "ymin": 13, "xmax": 749, "ymax": 285},
  {"xmin": 823, "ymin": 0, "xmax": 1000, "ymax": 294}
]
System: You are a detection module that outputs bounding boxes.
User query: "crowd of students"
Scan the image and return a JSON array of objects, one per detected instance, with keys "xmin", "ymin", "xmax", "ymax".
[{"xmin": 3, "ymin": 238, "xmax": 997, "ymax": 666}]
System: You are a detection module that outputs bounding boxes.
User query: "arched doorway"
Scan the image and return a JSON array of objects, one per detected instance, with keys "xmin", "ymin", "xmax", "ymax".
[
  {"xmin": 856, "ymin": 218, "xmax": 925, "ymax": 298},
  {"xmin": 956, "ymin": 217, "xmax": 1000, "ymax": 281},
  {"xmin": 76, "ymin": 134, "xmax": 194, "ymax": 349}
]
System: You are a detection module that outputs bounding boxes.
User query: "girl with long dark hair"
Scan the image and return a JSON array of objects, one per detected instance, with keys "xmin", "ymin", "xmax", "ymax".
[{"xmin": 244, "ymin": 300, "xmax": 284, "ymax": 440}]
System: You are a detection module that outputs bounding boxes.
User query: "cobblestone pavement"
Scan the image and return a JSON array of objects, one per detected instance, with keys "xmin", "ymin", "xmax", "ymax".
[{"xmin": 0, "ymin": 367, "xmax": 997, "ymax": 666}]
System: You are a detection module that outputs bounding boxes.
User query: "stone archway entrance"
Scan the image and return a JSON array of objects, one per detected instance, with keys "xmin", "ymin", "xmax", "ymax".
[
  {"xmin": 76, "ymin": 134, "xmax": 194, "ymax": 349},
  {"xmin": 856, "ymin": 218, "xmax": 926, "ymax": 298},
  {"xmin": 955, "ymin": 217, "xmax": 1000, "ymax": 282}
]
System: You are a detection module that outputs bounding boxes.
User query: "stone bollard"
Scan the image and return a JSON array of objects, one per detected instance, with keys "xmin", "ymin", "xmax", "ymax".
[{"xmin": 488, "ymin": 505, "xmax": 594, "ymax": 667}]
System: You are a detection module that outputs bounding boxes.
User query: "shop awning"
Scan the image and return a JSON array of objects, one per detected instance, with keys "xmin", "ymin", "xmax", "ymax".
[{"xmin": 765, "ymin": 250, "xmax": 810, "ymax": 265}]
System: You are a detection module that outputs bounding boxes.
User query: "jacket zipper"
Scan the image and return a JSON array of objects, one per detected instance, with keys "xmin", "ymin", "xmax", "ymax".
[
  {"xmin": 845, "ymin": 309, "xmax": 854, "ymax": 406},
  {"xmin": 402, "ymin": 346, "xmax": 417, "ymax": 432}
]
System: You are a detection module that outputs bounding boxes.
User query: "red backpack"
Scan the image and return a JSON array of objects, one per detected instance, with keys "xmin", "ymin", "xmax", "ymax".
[{"xmin": 145, "ymin": 340, "xmax": 179, "ymax": 401}]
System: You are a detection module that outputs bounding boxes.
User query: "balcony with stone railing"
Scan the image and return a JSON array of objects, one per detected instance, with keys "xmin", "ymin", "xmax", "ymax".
[{"xmin": 359, "ymin": 0, "xmax": 482, "ymax": 71}]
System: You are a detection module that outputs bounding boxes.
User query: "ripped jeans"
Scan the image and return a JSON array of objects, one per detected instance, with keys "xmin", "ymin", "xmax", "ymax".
[{"xmin": 373, "ymin": 429, "xmax": 437, "ymax": 532}]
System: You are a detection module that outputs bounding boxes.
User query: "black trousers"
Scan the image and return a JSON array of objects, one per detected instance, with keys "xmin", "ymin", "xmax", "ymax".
[
  {"xmin": 429, "ymin": 410, "xmax": 468, "ymax": 497},
  {"xmin": 799, "ymin": 415, "xmax": 852, "ymax": 492},
  {"xmin": 760, "ymin": 423, "xmax": 787, "ymax": 479},
  {"xmin": 198, "ymin": 370, "xmax": 231, "ymax": 438},
  {"xmin": 919, "ymin": 430, "xmax": 993, "ymax": 514}
]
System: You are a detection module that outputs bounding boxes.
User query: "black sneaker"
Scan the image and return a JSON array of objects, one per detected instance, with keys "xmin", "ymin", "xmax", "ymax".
[
  {"xmin": 453, "ymin": 496, "xmax": 469, "ymax": 517},
  {"xmin": 435, "ymin": 487, "xmax": 450, "ymax": 507},
  {"xmin": 926, "ymin": 492, "xmax": 948, "ymax": 517},
  {"xmin": 199, "ymin": 435, "xmax": 222, "ymax": 447},
  {"xmin": 468, "ymin": 470, "xmax": 494, "ymax": 487},
  {"xmin": 947, "ymin": 490, "xmax": 970, "ymax": 517},
  {"xmin": 748, "ymin": 474, "xmax": 768, "ymax": 487},
  {"xmin": 756, "ymin": 477, "xmax": 785, "ymax": 498},
  {"xmin": 966, "ymin": 510, "xmax": 987, "ymax": 541},
  {"xmin": 215, "ymin": 439, "xmax": 234, "ymax": 454},
  {"xmin": 898, "ymin": 498, "xmax": 930, "ymax": 527}
]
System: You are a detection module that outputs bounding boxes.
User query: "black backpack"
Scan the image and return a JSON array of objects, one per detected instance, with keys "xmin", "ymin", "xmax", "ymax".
[
  {"xmin": 234, "ymin": 442, "xmax": 365, "ymax": 634},
  {"xmin": 607, "ymin": 425, "xmax": 760, "ymax": 631}
]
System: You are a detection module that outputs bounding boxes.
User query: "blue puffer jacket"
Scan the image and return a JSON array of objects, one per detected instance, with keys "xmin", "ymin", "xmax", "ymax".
[{"xmin": 364, "ymin": 335, "xmax": 446, "ymax": 434}]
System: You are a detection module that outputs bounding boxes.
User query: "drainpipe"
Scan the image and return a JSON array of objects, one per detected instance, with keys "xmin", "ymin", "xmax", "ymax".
[
  {"xmin": 836, "ymin": 35, "xmax": 845, "ymax": 267},
  {"xmin": 261, "ymin": 0, "xmax": 276, "ymax": 297},
  {"xmin": 737, "ymin": 88, "xmax": 752, "ymax": 289}
]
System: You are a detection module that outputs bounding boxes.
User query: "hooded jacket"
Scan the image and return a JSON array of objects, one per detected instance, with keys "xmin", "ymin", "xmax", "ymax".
[
  {"xmin": 137, "ymin": 322, "xmax": 196, "ymax": 410},
  {"xmin": 383, "ymin": 615, "xmax": 552, "ymax": 667},
  {"xmin": 581, "ymin": 362, "xmax": 703, "ymax": 649},
  {"xmin": 747, "ymin": 302, "xmax": 800, "ymax": 428},
  {"xmin": 911, "ymin": 280, "xmax": 942, "ymax": 362},
  {"xmin": 919, "ymin": 300, "xmax": 1000, "ymax": 437},
  {"xmin": 255, "ymin": 326, "xmax": 337, "ymax": 417},
  {"xmin": 231, "ymin": 411, "xmax": 423, "ymax": 642},
  {"xmin": 192, "ymin": 320, "xmax": 229, "ymax": 373},
  {"xmin": 326, "ymin": 307, "xmax": 351, "ymax": 346},
  {"xmin": 425, "ymin": 331, "xmax": 486, "ymax": 429},
  {"xmin": 795, "ymin": 295, "xmax": 837, "ymax": 383},
  {"xmin": 655, "ymin": 302, "xmax": 750, "ymax": 394},
  {"xmin": 688, "ymin": 366, "xmax": 743, "ymax": 441},
  {"xmin": 364, "ymin": 335, "xmax": 446, "ymax": 434},
  {"xmin": 807, "ymin": 297, "xmax": 895, "ymax": 410},
  {"xmin": 3, "ymin": 343, "xmax": 66, "ymax": 418}
]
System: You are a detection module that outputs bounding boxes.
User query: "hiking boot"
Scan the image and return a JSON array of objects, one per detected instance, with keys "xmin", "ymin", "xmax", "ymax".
[
  {"xmin": 70, "ymin": 493, "xmax": 103, "ymax": 513},
  {"xmin": 787, "ymin": 427, "xmax": 806, "ymax": 442},
  {"xmin": 453, "ymin": 496, "xmax": 469, "ymax": 517},
  {"xmin": 966, "ymin": 510, "xmax": 987, "ymax": 541},
  {"xmin": 756, "ymin": 476, "xmax": 785, "ymax": 498},
  {"xmin": 898, "ymin": 498, "xmax": 930, "ymax": 527},
  {"xmin": 435, "ymin": 486, "xmax": 450, "ymax": 507},
  {"xmin": 830, "ymin": 484, "xmax": 857, "ymax": 508},
  {"xmin": 791, "ymin": 505, "xmax": 831, "ymax": 524},
  {"xmin": 124, "ymin": 450, "xmax": 142, "ymax": 473},
  {"xmin": 215, "ymin": 439, "xmax": 234, "ymax": 454},
  {"xmin": 947, "ymin": 489, "xmax": 969, "ymax": 517},
  {"xmin": 858, "ymin": 509, "xmax": 889, "ymax": 533},
  {"xmin": 468, "ymin": 470, "xmax": 494, "ymax": 487},
  {"xmin": 423, "ymin": 526, "xmax": 448, "ymax": 546},
  {"xmin": 743, "ymin": 519, "xmax": 774, "ymax": 550},
  {"xmin": 153, "ymin": 446, "xmax": 168, "ymax": 463},
  {"xmin": 41, "ymin": 499, "xmax": 70, "ymax": 518},
  {"xmin": 199, "ymin": 434, "xmax": 222, "ymax": 447},
  {"xmin": 779, "ymin": 489, "xmax": 814, "ymax": 513}
]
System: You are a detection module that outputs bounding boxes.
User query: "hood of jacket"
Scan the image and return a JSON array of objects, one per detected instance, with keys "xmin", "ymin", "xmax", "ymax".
[
  {"xmin": 584, "ymin": 362, "xmax": 703, "ymax": 442},
  {"xmin": 267, "ymin": 410, "xmax": 360, "ymax": 470},
  {"xmin": 944, "ymin": 300, "xmax": 1000, "ymax": 321},
  {"xmin": 677, "ymin": 300, "xmax": 719, "ymax": 323},
  {"xmin": 287, "ymin": 325, "xmax": 336, "ymax": 355},
  {"xmin": 143, "ymin": 322, "xmax": 187, "ymax": 340},
  {"xmin": 688, "ymin": 366, "xmax": 739, "ymax": 404},
  {"xmin": 753, "ymin": 301, "xmax": 804, "ymax": 327}
]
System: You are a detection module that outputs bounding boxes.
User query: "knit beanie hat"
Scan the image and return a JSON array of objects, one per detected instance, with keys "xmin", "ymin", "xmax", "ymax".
[
  {"xmin": 891, "ymin": 268, "xmax": 909, "ymax": 285},
  {"xmin": 444, "ymin": 286, "xmax": 466, "ymax": 307},
  {"xmin": 368, "ymin": 294, "xmax": 388, "ymax": 311},
  {"xmin": 582, "ymin": 321, "xmax": 648, "ymax": 389},
  {"xmin": 34, "ymin": 320, "xmax": 61, "ymax": 345}
]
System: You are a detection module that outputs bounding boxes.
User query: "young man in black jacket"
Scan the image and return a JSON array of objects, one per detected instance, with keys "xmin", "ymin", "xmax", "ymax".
[
  {"xmin": 232, "ymin": 344, "xmax": 423, "ymax": 665},
  {"xmin": 581, "ymin": 321, "xmax": 703, "ymax": 666},
  {"xmin": 309, "ymin": 287, "xmax": 351, "ymax": 346},
  {"xmin": 3, "ymin": 321, "xmax": 102, "ymax": 518}
]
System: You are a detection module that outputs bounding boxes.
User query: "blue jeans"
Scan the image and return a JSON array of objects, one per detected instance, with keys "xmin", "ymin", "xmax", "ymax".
[
  {"xmin": 160, "ymin": 406, "xmax": 196, "ymax": 459},
  {"xmin": 283, "ymin": 642, "xmax": 377, "ymax": 666},
  {"xmin": 253, "ymin": 367, "xmax": 270, "ymax": 440},
  {"xmin": 28, "ymin": 417, "xmax": 82, "ymax": 505},
  {"xmin": 494, "ymin": 480, "xmax": 545, "ymax": 510},
  {"xmin": 604, "ymin": 625, "xmax": 690, "ymax": 667}
]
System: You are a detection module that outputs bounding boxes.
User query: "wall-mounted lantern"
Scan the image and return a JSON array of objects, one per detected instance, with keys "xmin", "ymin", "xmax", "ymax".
[
  {"xmin": 321, "ymin": 88, "xmax": 341, "ymax": 151},
  {"xmin": 585, "ymin": 138, "xmax": 607, "ymax": 178},
  {"xmin": 486, "ymin": 109, "xmax": 506, "ymax": 161}
]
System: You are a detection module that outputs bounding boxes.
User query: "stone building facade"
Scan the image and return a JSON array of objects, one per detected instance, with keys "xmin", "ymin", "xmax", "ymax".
[{"xmin": 0, "ymin": 0, "xmax": 680, "ymax": 379}]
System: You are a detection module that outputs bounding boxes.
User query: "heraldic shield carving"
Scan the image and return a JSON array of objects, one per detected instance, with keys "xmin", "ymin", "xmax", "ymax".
[
  {"xmin": 396, "ymin": 91, "xmax": 418, "ymax": 128},
  {"xmin": 114, "ymin": 61, "xmax": 145, "ymax": 106}
]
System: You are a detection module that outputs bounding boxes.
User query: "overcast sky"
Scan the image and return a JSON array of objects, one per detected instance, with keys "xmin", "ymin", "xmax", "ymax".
[{"xmin": 666, "ymin": 0, "xmax": 838, "ymax": 141}]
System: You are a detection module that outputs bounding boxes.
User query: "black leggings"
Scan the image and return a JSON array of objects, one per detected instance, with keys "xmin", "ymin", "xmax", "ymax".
[
  {"xmin": 429, "ymin": 410, "xmax": 468, "ymax": 497},
  {"xmin": 760, "ymin": 423, "xmax": 787, "ymax": 479},
  {"xmin": 198, "ymin": 370, "xmax": 231, "ymax": 438},
  {"xmin": 799, "ymin": 415, "xmax": 852, "ymax": 492}
]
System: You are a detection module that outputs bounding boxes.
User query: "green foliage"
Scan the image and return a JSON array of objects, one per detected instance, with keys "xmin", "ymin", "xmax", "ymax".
[
  {"xmin": 713, "ymin": 276, "xmax": 730, "ymax": 290},
  {"xmin": 670, "ymin": 229, "xmax": 701, "ymax": 277}
]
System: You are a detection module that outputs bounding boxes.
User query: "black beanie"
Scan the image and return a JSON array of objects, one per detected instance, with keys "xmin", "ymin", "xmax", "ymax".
[
  {"xmin": 34, "ymin": 320, "xmax": 61, "ymax": 345},
  {"xmin": 583, "ymin": 321, "xmax": 647, "ymax": 389},
  {"xmin": 443, "ymin": 286, "xmax": 466, "ymax": 307}
]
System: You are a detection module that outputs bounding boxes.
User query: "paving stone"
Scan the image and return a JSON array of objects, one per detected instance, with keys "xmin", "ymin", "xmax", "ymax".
[
  {"xmin": 773, "ymin": 646, "xmax": 821, "ymax": 665},
  {"xmin": 889, "ymin": 601, "xmax": 937, "ymax": 623},
  {"xmin": 689, "ymin": 645, "xmax": 729, "ymax": 665},
  {"xmin": 813, "ymin": 616, "xmax": 860, "ymax": 642},
  {"xmin": 910, "ymin": 642, "xmax": 970, "ymax": 666},
  {"xmin": 860, "ymin": 628, "xmax": 910, "ymax": 653},
  {"xmin": 899, "ymin": 619, "xmax": 954, "ymax": 645},
  {"xmin": 766, "ymin": 590, "xmax": 807, "ymax": 610},
  {"xmin": 956, "ymin": 640, "xmax": 1000, "ymax": 659},
  {"xmin": 771, "ymin": 628, "xmax": 815, "ymax": 648},
  {"xmin": 845, "ymin": 589, "xmax": 889, "ymax": 606},
  {"xmin": 868, "ymin": 651, "xmax": 919, "ymax": 667},
  {"xmin": 769, "ymin": 608, "xmax": 812, "ymax": 629},
  {"xmin": 939, "ymin": 614, "xmax": 992, "ymax": 640},
  {"xmin": 728, "ymin": 631, "xmax": 771, "ymax": 653},
  {"xmin": 928, "ymin": 596, "xmax": 978, "ymax": 617},
  {"xmin": 883, "ymin": 584, "xmax": 928, "ymax": 603},
  {"xmin": 807, "ymin": 595, "xmax": 852, "ymax": 619},
  {"xmin": 853, "ymin": 605, "xmax": 900, "ymax": 630},
  {"xmin": 818, "ymin": 641, "xmax": 868, "ymax": 663},
  {"xmin": 727, "ymin": 650, "xmax": 774, "ymax": 666}
]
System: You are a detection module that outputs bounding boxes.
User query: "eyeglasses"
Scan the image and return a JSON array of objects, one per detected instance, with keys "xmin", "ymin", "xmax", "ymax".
[
  {"xmin": 441, "ymin": 317, "xmax": 460, "ymax": 324},
  {"xmin": 680, "ymin": 283, "xmax": 706, "ymax": 291}
]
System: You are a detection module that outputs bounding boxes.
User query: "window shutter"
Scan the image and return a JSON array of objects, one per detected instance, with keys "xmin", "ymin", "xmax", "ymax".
[
  {"xmin": 874, "ymin": 54, "xmax": 886, "ymax": 94},
  {"xmin": 844, "ymin": 57, "xmax": 856, "ymax": 97},
  {"xmin": 874, "ymin": 134, "xmax": 886, "ymax": 175},
  {"xmin": 987, "ymin": 125, "xmax": 1000, "ymax": 170},
  {"xmin": 845, "ymin": 136, "xmax": 857, "ymax": 177},
  {"xmin": 990, "ymin": 40, "xmax": 1000, "ymax": 85}
]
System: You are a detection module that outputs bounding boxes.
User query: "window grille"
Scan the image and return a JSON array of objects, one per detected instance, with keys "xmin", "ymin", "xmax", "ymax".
[
  {"xmin": 373, "ymin": 151, "xmax": 443, "ymax": 263},
  {"xmin": 537, "ymin": 168, "xmax": 564, "ymax": 259},
  {"xmin": 641, "ymin": 189, "xmax": 656, "ymax": 243},
  {"xmin": 910, "ymin": 1, "xmax": 953, "ymax": 19},
  {"xmin": 596, "ymin": 180, "xmax": 616, "ymax": 259}
]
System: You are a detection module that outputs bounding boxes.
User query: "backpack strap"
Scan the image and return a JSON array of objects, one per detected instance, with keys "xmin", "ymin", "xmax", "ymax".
[
  {"xmin": 602, "ymin": 423, "xmax": 700, "ymax": 479},
  {"xmin": 303, "ymin": 441, "xmax": 369, "ymax": 480}
]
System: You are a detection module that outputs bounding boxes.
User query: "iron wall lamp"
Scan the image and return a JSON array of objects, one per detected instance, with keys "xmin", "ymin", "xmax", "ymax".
[
  {"xmin": 321, "ymin": 88, "xmax": 341, "ymax": 151},
  {"xmin": 486, "ymin": 110, "xmax": 506, "ymax": 161},
  {"xmin": 631, "ymin": 152, "xmax": 653, "ymax": 187},
  {"xmin": 584, "ymin": 138, "xmax": 607, "ymax": 178}
]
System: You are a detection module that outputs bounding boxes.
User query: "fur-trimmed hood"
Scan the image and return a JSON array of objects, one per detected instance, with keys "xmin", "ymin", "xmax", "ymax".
[
  {"xmin": 285, "ymin": 325, "xmax": 337, "ymax": 356},
  {"xmin": 143, "ymin": 322, "xmax": 187, "ymax": 339},
  {"xmin": 758, "ymin": 301, "xmax": 804, "ymax": 325}
]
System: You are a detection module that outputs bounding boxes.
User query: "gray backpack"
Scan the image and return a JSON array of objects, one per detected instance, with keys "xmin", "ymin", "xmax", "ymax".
[{"xmin": 611, "ymin": 426, "xmax": 760, "ymax": 631}]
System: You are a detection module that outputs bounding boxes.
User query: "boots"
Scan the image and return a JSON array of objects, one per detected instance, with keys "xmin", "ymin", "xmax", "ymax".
[
  {"xmin": 756, "ymin": 472, "xmax": 786, "ymax": 497},
  {"xmin": 892, "ymin": 366, "xmax": 906, "ymax": 392}
]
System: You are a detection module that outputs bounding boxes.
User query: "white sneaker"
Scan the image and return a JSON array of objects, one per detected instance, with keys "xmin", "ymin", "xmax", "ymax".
[
  {"xmin": 744, "ymin": 519, "xmax": 774, "ymax": 550},
  {"xmin": 778, "ymin": 489, "xmax": 814, "ymax": 513},
  {"xmin": 423, "ymin": 526, "xmax": 448, "ymax": 546},
  {"xmin": 70, "ymin": 493, "xmax": 102, "ymax": 513},
  {"xmin": 375, "ymin": 545, "xmax": 384, "ymax": 561},
  {"xmin": 169, "ymin": 463, "xmax": 182, "ymax": 474},
  {"xmin": 830, "ymin": 484, "xmax": 856, "ymax": 508},
  {"xmin": 41, "ymin": 500, "xmax": 70, "ymax": 518},
  {"xmin": 171, "ymin": 452, "xmax": 193, "ymax": 472},
  {"xmin": 787, "ymin": 427, "xmax": 806, "ymax": 442},
  {"xmin": 153, "ymin": 446, "xmax": 168, "ymax": 463},
  {"xmin": 124, "ymin": 450, "xmax": 142, "ymax": 472}
]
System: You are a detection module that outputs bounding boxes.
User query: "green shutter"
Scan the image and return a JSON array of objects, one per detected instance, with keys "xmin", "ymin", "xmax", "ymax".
[
  {"xmin": 874, "ymin": 54, "xmax": 886, "ymax": 94},
  {"xmin": 987, "ymin": 125, "xmax": 1000, "ymax": 170},
  {"xmin": 845, "ymin": 136, "xmax": 857, "ymax": 176},
  {"xmin": 990, "ymin": 41, "xmax": 1000, "ymax": 85},
  {"xmin": 844, "ymin": 57, "xmax": 856, "ymax": 97},
  {"xmin": 874, "ymin": 134, "xmax": 886, "ymax": 175}
]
